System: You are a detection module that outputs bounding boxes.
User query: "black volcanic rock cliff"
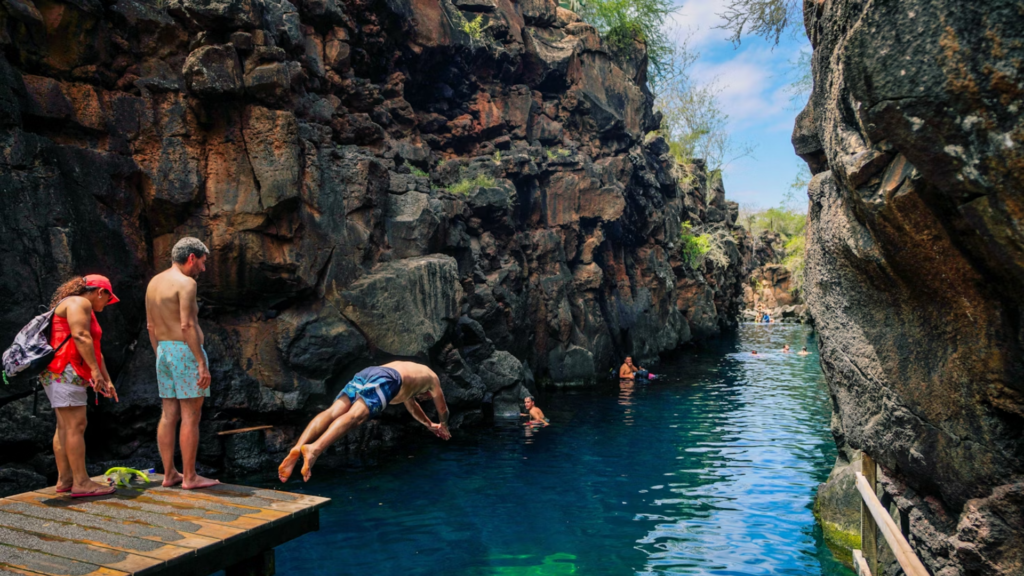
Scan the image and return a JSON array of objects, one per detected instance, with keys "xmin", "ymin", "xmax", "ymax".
[
  {"xmin": 798, "ymin": 1, "xmax": 1024, "ymax": 573},
  {"xmin": 0, "ymin": 0, "xmax": 752, "ymax": 490}
]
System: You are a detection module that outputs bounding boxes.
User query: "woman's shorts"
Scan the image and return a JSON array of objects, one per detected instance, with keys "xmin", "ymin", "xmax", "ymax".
[{"xmin": 41, "ymin": 365, "xmax": 88, "ymax": 408}]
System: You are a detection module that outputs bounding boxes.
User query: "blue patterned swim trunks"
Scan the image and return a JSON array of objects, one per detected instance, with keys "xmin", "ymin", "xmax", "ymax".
[
  {"xmin": 337, "ymin": 366, "xmax": 403, "ymax": 418},
  {"xmin": 156, "ymin": 341, "xmax": 210, "ymax": 399}
]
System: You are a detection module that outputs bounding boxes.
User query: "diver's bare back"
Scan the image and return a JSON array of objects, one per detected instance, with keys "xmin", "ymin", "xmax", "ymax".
[
  {"xmin": 146, "ymin": 269, "xmax": 201, "ymax": 342},
  {"xmin": 384, "ymin": 361, "xmax": 438, "ymax": 403}
]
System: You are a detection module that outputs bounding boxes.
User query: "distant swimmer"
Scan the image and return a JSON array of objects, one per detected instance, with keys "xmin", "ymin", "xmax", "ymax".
[
  {"xmin": 619, "ymin": 356, "xmax": 639, "ymax": 379},
  {"xmin": 782, "ymin": 344, "xmax": 791, "ymax": 353},
  {"xmin": 619, "ymin": 356, "xmax": 654, "ymax": 380},
  {"xmin": 798, "ymin": 347, "xmax": 810, "ymax": 356},
  {"xmin": 279, "ymin": 361, "xmax": 450, "ymax": 482},
  {"xmin": 520, "ymin": 396, "xmax": 549, "ymax": 426},
  {"xmin": 751, "ymin": 350, "xmax": 758, "ymax": 356}
]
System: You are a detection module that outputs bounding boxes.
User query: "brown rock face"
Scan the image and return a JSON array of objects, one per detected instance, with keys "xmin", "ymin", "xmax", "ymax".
[
  {"xmin": 798, "ymin": 1, "xmax": 1024, "ymax": 573},
  {"xmin": 0, "ymin": 0, "xmax": 751, "ymax": 482}
]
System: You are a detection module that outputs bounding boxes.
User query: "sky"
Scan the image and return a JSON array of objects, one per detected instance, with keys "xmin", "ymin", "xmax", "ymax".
[{"xmin": 666, "ymin": 1, "xmax": 811, "ymax": 210}]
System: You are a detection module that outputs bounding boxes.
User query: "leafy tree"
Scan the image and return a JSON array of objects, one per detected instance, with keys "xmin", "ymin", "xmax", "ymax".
[
  {"xmin": 782, "ymin": 161, "xmax": 811, "ymax": 207},
  {"xmin": 716, "ymin": 0, "xmax": 803, "ymax": 46},
  {"xmin": 739, "ymin": 204, "xmax": 808, "ymax": 298},
  {"xmin": 576, "ymin": 0, "xmax": 677, "ymax": 85},
  {"xmin": 786, "ymin": 48, "xmax": 812, "ymax": 103},
  {"xmin": 656, "ymin": 54, "xmax": 755, "ymax": 181}
]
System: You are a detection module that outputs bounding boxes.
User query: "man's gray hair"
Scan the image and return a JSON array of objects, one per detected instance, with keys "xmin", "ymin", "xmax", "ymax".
[{"xmin": 171, "ymin": 237, "xmax": 210, "ymax": 264}]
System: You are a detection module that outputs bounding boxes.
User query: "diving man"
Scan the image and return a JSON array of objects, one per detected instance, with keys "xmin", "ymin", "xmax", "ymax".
[{"xmin": 278, "ymin": 361, "xmax": 451, "ymax": 482}]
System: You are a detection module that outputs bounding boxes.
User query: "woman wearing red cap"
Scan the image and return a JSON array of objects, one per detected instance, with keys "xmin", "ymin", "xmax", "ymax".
[{"xmin": 44, "ymin": 274, "xmax": 120, "ymax": 498}]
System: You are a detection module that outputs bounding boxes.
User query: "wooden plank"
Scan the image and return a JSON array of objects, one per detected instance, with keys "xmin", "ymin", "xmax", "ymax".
[
  {"xmin": 0, "ymin": 496, "xmax": 220, "ymax": 550},
  {"xmin": 75, "ymin": 475, "xmax": 327, "ymax": 509},
  {"xmin": 0, "ymin": 527, "xmax": 162, "ymax": 574},
  {"xmin": 127, "ymin": 476, "xmax": 329, "ymax": 514},
  {"xmin": 135, "ymin": 492, "xmax": 288, "ymax": 524},
  {"xmin": 0, "ymin": 565, "xmax": 50, "ymax": 576},
  {"xmin": 32, "ymin": 490, "xmax": 279, "ymax": 532},
  {"xmin": 860, "ymin": 454, "xmax": 879, "ymax": 576},
  {"xmin": 0, "ymin": 478, "xmax": 328, "ymax": 576},
  {"xmin": 217, "ymin": 426, "xmax": 273, "ymax": 436},
  {"xmin": 852, "ymin": 549, "xmax": 872, "ymax": 576},
  {"xmin": 14, "ymin": 496, "xmax": 246, "ymax": 542},
  {"xmin": 0, "ymin": 508, "xmax": 196, "ymax": 564},
  {"xmin": 855, "ymin": 472, "xmax": 930, "ymax": 576},
  {"xmin": 146, "ymin": 488, "xmax": 319, "ymax": 515},
  {"xmin": 0, "ymin": 544, "xmax": 129, "ymax": 576},
  {"xmin": 68, "ymin": 480, "xmax": 291, "ymax": 525}
]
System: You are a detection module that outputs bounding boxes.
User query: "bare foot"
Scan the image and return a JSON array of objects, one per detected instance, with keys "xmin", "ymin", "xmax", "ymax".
[
  {"xmin": 71, "ymin": 479, "xmax": 112, "ymax": 495},
  {"xmin": 300, "ymin": 445, "xmax": 322, "ymax": 482},
  {"xmin": 56, "ymin": 477, "xmax": 73, "ymax": 493},
  {"xmin": 182, "ymin": 475, "xmax": 220, "ymax": 490},
  {"xmin": 162, "ymin": 470, "xmax": 183, "ymax": 487},
  {"xmin": 278, "ymin": 447, "xmax": 302, "ymax": 483}
]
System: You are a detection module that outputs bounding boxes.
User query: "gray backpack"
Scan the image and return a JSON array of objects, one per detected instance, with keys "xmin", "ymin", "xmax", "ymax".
[{"xmin": 2, "ymin": 308, "xmax": 71, "ymax": 387}]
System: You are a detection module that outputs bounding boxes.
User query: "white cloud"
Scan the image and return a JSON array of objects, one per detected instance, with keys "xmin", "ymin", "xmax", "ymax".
[
  {"xmin": 691, "ymin": 48, "xmax": 793, "ymax": 129},
  {"xmin": 667, "ymin": 0, "xmax": 733, "ymax": 49},
  {"xmin": 657, "ymin": 4, "xmax": 813, "ymax": 208}
]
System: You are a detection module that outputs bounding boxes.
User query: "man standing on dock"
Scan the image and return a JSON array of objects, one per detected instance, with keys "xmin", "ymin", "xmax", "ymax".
[
  {"xmin": 279, "ymin": 361, "xmax": 451, "ymax": 483},
  {"xmin": 146, "ymin": 237, "xmax": 220, "ymax": 490}
]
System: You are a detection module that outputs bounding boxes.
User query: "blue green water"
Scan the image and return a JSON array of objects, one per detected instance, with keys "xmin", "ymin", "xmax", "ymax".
[{"xmin": 270, "ymin": 324, "xmax": 853, "ymax": 575}]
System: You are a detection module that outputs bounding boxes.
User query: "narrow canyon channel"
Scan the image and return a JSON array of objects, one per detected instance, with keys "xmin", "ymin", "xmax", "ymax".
[{"xmin": 257, "ymin": 324, "xmax": 852, "ymax": 575}]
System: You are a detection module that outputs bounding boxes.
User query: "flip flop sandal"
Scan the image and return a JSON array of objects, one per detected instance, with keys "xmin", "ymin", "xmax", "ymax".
[
  {"xmin": 55, "ymin": 487, "xmax": 72, "ymax": 493},
  {"xmin": 70, "ymin": 486, "xmax": 116, "ymax": 498}
]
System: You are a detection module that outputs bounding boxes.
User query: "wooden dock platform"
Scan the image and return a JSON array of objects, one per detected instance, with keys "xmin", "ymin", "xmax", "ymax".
[{"xmin": 0, "ymin": 474, "xmax": 329, "ymax": 576}]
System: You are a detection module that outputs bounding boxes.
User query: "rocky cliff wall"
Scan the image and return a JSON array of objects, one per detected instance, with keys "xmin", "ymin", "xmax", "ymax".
[
  {"xmin": 0, "ymin": 0, "xmax": 752, "ymax": 491},
  {"xmin": 797, "ymin": 1, "xmax": 1024, "ymax": 573},
  {"xmin": 740, "ymin": 230, "xmax": 809, "ymax": 323}
]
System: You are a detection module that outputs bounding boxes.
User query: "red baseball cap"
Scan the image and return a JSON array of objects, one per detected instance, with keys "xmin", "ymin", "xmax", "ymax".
[{"xmin": 84, "ymin": 274, "xmax": 120, "ymax": 305}]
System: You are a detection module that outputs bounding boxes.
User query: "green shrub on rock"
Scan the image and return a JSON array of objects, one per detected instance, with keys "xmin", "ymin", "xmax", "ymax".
[
  {"xmin": 679, "ymin": 221, "xmax": 712, "ymax": 270},
  {"xmin": 460, "ymin": 14, "xmax": 487, "ymax": 40},
  {"xmin": 448, "ymin": 174, "xmax": 496, "ymax": 195}
]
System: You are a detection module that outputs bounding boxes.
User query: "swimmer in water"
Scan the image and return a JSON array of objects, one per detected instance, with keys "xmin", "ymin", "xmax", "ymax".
[
  {"xmin": 798, "ymin": 347, "xmax": 810, "ymax": 356},
  {"xmin": 751, "ymin": 350, "xmax": 758, "ymax": 356},
  {"xmin": 782, "ymin": 344, "xmax": 791, "ymax": 353},
  {"xmin": 520, "ymin": 396, "xmax": 549, "ymax": 427},
  {"xmin": 619, "ymin": 356, "xmax": 653, "ymax": 380}
]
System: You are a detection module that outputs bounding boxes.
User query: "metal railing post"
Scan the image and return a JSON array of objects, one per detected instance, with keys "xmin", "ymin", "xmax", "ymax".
[{"xmin": 861, "ymin": 453, "xmax": 879, "ymax": 576}]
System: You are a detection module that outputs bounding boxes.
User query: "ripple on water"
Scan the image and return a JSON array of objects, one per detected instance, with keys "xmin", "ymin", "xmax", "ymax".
[{"xmin": 266, "ymin": 324, "xmax": 852, "ymax": 576}]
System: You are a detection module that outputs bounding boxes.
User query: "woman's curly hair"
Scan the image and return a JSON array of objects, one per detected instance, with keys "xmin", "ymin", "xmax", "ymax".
[{"xmin": 50, "ymin": 277, "xmax": 96, "ymax": 308}]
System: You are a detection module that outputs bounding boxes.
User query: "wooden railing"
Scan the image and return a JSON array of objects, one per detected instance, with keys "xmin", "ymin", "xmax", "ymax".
[{"xmin": 851, "ymin": 454, "xmax": 930, "ymax": 576}]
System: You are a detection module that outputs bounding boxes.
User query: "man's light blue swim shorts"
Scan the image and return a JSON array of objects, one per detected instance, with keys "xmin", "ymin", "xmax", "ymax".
[
  {"xmin": 337, "ymin": 366, "xmax": 403, "ymax": 418},
  {"xmin": 157, "ymin": 341, "xmax": 210, "ymax": 399}
]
